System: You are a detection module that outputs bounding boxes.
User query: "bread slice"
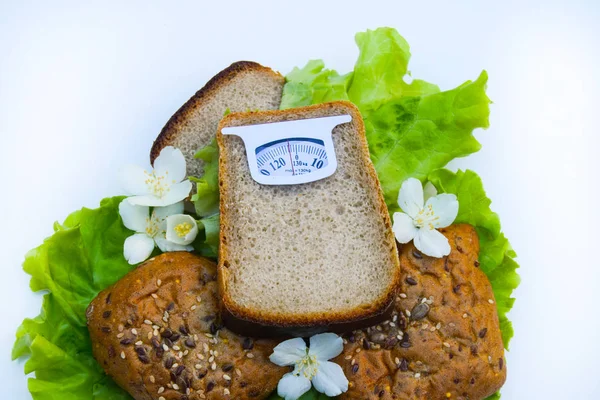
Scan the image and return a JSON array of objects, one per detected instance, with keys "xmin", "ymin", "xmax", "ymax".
[
  {"xmin": 150, "ymin": 61, "xmax": 285, "ymax": 177},
  {"xmin": 217, "ymin": 101, "xmax": 401, "ymax": 336}
]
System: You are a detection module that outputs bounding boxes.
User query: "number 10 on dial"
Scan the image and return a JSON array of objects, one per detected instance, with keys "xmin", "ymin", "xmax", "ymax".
[{"xmin": 221, "ymin": 115, "xmax": 351, "ymax": 185}]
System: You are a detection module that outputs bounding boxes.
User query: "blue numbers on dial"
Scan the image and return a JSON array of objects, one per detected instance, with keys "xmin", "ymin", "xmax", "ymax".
[
  {"xmin": 311, "ymin": 158, "xmax": 324, "ymax": 169},
  {"xmin": 269, "ymin": 157, "xmax": 286, "ymax": 171}
]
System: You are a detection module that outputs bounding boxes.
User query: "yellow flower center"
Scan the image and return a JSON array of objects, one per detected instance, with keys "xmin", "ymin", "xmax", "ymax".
[
  {"xmin": 174, "ymin": 222, "xmax": 193, "ymax": 238},
  {"xmin": 145, "ymin": 213, "xmax": 161, "ymax": 237},
  {"xmin": 294, "ymin": 354, "xmax": 319, "ymax": 380},
  {"xmin": 413, "ymin": 204, "xmax": 440, "ymax": 230},
  {"xmin": 144, "ymin": 171, "xmax": 171, "ymax": 198}
]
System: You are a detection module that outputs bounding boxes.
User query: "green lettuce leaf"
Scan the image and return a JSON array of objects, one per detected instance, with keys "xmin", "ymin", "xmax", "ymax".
[
  {"xmin": 280, "ymin": 60, "xmax": 352, "ymax": 110},
  {"xmin": 189, "ymin": 137, "xmax": 221, "ymax": 258},
  {"xmin": 349, "ymin": 28, "xmax": 440, "ymax": 110},
  {"xmin": 192, "ymin": 213, "xmax": 220, "ymax": 258},
  {"xmin": 200, "ymin": 214, "xmax": 220, "ymax": 250},
  {"xmin": 12, "ymin": 197, "xmax": 134, "ymax": 399},
  {"xmin": 190, "ymin": 137, "xmax": 220, "ymax": 217},
  {"xmin": 365, "ymin": 71, "xmax": 489, "ymax": 208}
]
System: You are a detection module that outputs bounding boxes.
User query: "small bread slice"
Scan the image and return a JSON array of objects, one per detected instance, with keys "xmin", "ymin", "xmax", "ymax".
[
  {"xmin": 217, "ymin": 101, "xmax": 401, "ymax": 336},
  {"xmin": 150, "ymin": 61, "xmax": 284, "ymax": 178}
]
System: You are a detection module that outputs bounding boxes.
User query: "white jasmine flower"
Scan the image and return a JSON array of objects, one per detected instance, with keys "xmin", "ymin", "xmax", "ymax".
[
  {"xmin": 392, "ymin": 178, "xmax": 459, "ymax": 258},
  {"xmin": 166, "ymin": 214, "xmax": 198, "ymax": 245},
  {"xmin": 270, "ymin": 333, "xmax": 348, "ymax": 400},
  {"xmin": 120, "ymin": 146, "xmax": 192, "ymax": 207},
  {"xmin": 119, "ymin": 200, "xmax": 193, "ymax": 264}
]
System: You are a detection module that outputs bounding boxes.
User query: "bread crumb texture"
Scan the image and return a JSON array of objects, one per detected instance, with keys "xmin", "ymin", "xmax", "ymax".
[
  {"xmin": 219, "ymin": 102, "xmax": 399, "ymax": 322},
  {"xmin": 151, "ymin": 62, "xmax": 284, "ymax": 178}
]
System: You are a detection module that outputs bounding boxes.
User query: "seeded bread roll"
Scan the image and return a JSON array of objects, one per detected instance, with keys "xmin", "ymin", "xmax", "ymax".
[
  {"xmin": 334, "ymin": 224, "xmax": 506, "ymax": 400},
  {"xmin": 86, "ymin": 252, "xmax": 286, "ymax": 400},
  {"xmin": 150, "ymin": 61, "xmax": 285, "ymax": 178},
  {"xmin": 217, "ymin": 101, "xmax": 401, "ymax": 336}
]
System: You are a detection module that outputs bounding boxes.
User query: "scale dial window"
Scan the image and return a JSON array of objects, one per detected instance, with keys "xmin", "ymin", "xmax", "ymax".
[{"xmin": 255, "ymin": 137, "xmax": 328, "ymax": 177}]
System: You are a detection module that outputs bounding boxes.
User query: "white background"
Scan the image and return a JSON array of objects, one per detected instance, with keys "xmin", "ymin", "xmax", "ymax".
[{"xmin": 1, "ymin": 0, "xmax": 599, "ymax": 398}]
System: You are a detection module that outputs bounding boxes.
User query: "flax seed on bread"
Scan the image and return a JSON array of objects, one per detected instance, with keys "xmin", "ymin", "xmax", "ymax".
[
  {"xmin": 150, "ymin": 61, "xmax": 284, "ymax": 178},
  {"xmin": 217, "ymin": 101, "xmax": 401, "ymax": 336}
]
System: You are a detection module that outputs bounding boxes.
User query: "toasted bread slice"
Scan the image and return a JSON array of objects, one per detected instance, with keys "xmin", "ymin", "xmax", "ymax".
[
  {"xmin": 150, "ymin": 61, "xmax": 285, "ymax": 177},
  {"xmin": 217, "ymin": 101, "xmax": 401, "ymax": 336}
]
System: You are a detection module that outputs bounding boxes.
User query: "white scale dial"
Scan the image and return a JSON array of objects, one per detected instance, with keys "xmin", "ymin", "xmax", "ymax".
[
  {"xmin": 221, "ymin": 115, "xmax": 351, "ymax": 185},
  {"xmin": 255, "ymin": 138, "xmax": 328, "ymax": 178}
]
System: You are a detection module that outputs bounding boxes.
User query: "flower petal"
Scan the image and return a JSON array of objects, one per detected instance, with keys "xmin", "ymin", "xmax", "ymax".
[
  {"xmin": 153, "ymin": 146, "xmax": 187, "ymax": 183},
  {"xmin": 166, "ymin": 214, "xmax": 198, "ymax": 245},
  {"xmin": 426, "ymin": 193, "xmax": 459, "ymax": 228},
  {"xmin": 159, "ymin": 180, "xmax": 193, "ymax": 206},
  {"xmin": 277, "ymin": 373, "xmax": 312, "ymax": 400},
  {"xmin": 269, "ymin": 338, "xmax": 307, "ymax": 366},
  {"xmin": 414, "ymin": 228, "xmax": 451, "ymax": 258},
  {"xmin": 118, "ymin": 200, "xmax": 148, "ymax": 233},
  {"xmin": 120, "ymin": 164, "xmax": 150, "ymax": 196},
  {"xmin": 154, "ymin": 236, "xmax": 194, "ymax": 252},
  {"xmin": 398, "ymin": 178, "xmax": 424, "ymax": 218},
  {"xmin": 312, "ymin": 361, "xmax": 349, "ymax": 397},
  {"xmin": 127, "ymin": 183, "xmax": 191, "ymax": 207},
  {"xmin": 309, "ymin": 333, "xmax": 343, "ymax": 361},
  {"xmin": 392, "ymin": 212, "xmax": 418, "ymax": 244},
  {"xmin": 127, "ymin": 195, "xmax": 167, "ymax": 207},
  {"xmin": 423, "ymin": 181, "xmax": 438, "ymax": 202},
  {"xmin": 153, "ymin": 201, "xmax": 185, "ymax": 221},
  {"xmin": 123, "ymin": 233, "xmax": 155, "ymax": 264}
]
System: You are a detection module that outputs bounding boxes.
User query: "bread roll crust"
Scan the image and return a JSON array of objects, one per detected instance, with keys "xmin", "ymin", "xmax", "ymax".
[
  {"xmin": 335, "ymin": 224, "xmax": 507, "ymax": 399},
  {"xmin": 86, "ymin": 252, "xmax": 285, "ymax": 400}
]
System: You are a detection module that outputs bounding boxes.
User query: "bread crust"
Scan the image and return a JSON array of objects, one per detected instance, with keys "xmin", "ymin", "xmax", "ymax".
[
  {"xmin": 221, "ymin": 298, "xmax": 395, "ymax": 339},
  {"xmin": 217, "ymin": 101, "xmax": 401, "ymax": 335},
  {"xmin": 150, "ymin": 61, "xmax": 284, "ymax": 165}
]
